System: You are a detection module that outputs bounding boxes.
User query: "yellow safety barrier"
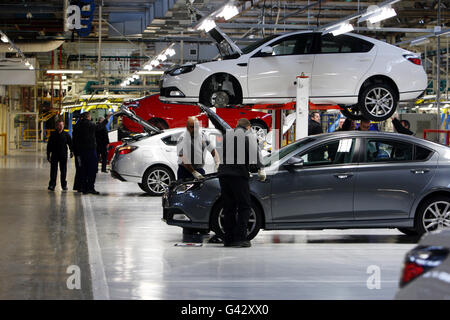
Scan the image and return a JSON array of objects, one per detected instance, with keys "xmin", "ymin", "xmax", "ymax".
[
  {"xmin": 23, "ymin": 129, "xmax": 39, "ymax": 141},
  {"xmin": 0, "ymin": 133, "xmax": 7, "ymax": 156}
]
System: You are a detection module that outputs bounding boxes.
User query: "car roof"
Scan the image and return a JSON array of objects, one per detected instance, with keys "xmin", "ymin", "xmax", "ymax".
[{"xmin": 307, "ymin": 131, "xmax": 448, "ymax": 151}]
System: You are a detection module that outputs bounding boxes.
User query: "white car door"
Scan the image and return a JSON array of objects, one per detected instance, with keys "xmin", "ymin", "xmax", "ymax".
[
  {"xmin": 247, "ymin": 33, "xmax": 315, "ymax": 100},
  {"xmin": 311, "ymin": 34, "xmax": 377, "ymax": 102}
]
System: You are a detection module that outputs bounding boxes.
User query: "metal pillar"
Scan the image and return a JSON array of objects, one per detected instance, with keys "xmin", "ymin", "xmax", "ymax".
[
  {"xmin": 97, "ymin": 1, "xmax": 103, "ymax": 82},
  {"xmin": 295, "ymin": 74, "xmax": 310, "ymax": 140},
  {"xmin": 437, "ymin": 0, "xmax": 441, "ymax": 130}
]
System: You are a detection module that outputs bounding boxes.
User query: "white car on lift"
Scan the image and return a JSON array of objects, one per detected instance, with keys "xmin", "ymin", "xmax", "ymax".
[{"xmin": 160, "ymin": 31, "xmax": 427, "ymax": 121}]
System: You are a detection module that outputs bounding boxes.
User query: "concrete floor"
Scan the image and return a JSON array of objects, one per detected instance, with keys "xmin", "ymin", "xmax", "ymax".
[{"xmin": 0, "ymin": 150, "xmax": 419, "ymax": 300}]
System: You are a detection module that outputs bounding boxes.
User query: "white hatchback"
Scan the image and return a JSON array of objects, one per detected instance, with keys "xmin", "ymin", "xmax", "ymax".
[
  {"xmin": 160, "ymin": 31, "xmax": 427, "ymax": 121},
  {"xmin": 110, "ymin": 128, "xmax": 218, "ymax": 196}
]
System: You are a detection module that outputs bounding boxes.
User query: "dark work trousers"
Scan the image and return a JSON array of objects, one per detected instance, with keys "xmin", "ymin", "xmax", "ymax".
[
  {"xmin": 73, "ymin": 153, "xmax": 81, "ymax": 191},
  {"xmin": 218, "ymin": 175, "xmax": 252, "ymax": 243},
  {"xmin": 79, "ymin": 149, "xmax": 98, "ymax": 192},
  {"xmin": 49, "ymin": 157, "xmax": 68, "ymax": 188},
  {"xmin": 177, "ymin": 165, "xmax": 205, "ymax": 181},
  {"xmin": 97, "ymin": 145, "xmax": 107, "ymax": 172}
]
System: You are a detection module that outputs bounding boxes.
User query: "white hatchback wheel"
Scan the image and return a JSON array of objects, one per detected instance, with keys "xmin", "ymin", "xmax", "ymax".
[{"xmin": 146, "ymin": 169, "xmax": 172, "ymax": 195}]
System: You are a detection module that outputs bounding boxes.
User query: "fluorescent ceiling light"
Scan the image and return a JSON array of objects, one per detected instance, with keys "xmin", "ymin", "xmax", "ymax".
[
  {"xmin": 24, "ymin": 61, "xmax": 30, "ymax": 66},
  {"xmin": 28, "ymin": 65, "xmax": 34, "ymax": 70},
  {"xmin": 358, "ymin": 5, "xmax": 397, "ymax": 24},
  {"xmin": 47, "ymin": 70, "xmax": 83, "ymax": 74},
  {"xmin": 165, "ymin": 48, "xmax": 176, "ymax": 57},
  {"xmin": 150, "ymin": 59, "xmax": 160, "ymax": 67},
  {"xmin": 137, "ymin": 70, "xmax": 164, "ymax": 75},
  {"xmin": 157, "ymin": 54, "xmax": 167, "ymax": 61},
  {"xmin": 132, "ymin": 74, "xmax": 139, "ymax": 79},
  {"xmin": 62, "ymin": 75, "xmax": 67, "ymax": 80},
  {"xmin": 196, "ymin": 18, "xmax": 216, "ymax": 32},
  {"xmin": 215, "ymin": 4, "xmax": 239, "ymax": 20},
  {"xmin": 143, "ymin": 64, "xmax": 153, "ymax": 71},
  {"xmin": 0, "ymin": 33, "xmax": 8, "ymax": 43},
  {"xmin": 323, "ymin": 22, "xmax": 354, "ymax": 36}
]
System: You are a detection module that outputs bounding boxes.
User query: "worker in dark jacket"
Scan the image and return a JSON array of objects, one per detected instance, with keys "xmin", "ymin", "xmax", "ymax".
[
  {"xmin": 47, "ymin": 119, "xmax": 73, "ymax": 191},
  {"xmin": 74, "ymin": 111, "xmax": 99, "ymax": 194},
  {"xmin": 308, "ymin": 111, "xmax": 323, "ymax": 135},
  {"xmin": 96, "ymin": 114, "xmax": 111, "ymax": 173},
  {"xmin": 392, "ymin": 114, "xmax": 414, "ymax": 135},
  {"xmin": 217, "ymin": 118, "xmax": 266, "ymax": 248}
]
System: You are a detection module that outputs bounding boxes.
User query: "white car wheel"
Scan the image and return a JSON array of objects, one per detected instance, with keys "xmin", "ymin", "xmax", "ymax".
[{"xmin": 142, "ymin": 166, "xmax": 174, "ymax": 196}]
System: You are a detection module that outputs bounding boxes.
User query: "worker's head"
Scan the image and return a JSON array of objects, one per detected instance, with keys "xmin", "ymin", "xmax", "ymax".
[
  {"xmin": 310, "ymin": 112, "xmax": 320, "ymax": 123},
  {"xmin": 237, "ymin": 118, "xmax": 251, "ymax": 130},
  {"xmin": 81, "ymin": 111, "xmax": 91, "ymax": 121},
  {"xmin": 400, "ymin": 119, "xmax": 411, "ymax": 130},
  {"xmin": 342, "ymin": 118, "xmax": 356, "ymax": 131},
  {"xmin": 359, "ymin": 119, "xmax": 371, "ymax": 131},
  {"xmin": 56, "ymin": 119, "xmax": 64, "ymax": 132},
  {"xmin": 98, "ymin": 116, "xmax": 105, "ymax": 123},
  {"xmin": 186, "ymin": 117, "xmax": 199, "ymax": 136}
]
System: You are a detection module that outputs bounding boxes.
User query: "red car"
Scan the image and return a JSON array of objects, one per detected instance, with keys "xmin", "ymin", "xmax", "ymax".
[{"xmin": 122, "ymin": 94, "xmax": 271, "ymax": 133}]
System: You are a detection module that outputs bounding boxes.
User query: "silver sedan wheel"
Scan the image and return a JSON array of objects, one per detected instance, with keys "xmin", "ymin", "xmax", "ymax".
[
  {"xmin": 218, "ymin": 208, "xmax": 257, "ymax": 236},
  {"xmin": 423, "ymin": 201, "xmax": 450, "ymax": 232},
  {"xmin": 364, "ymin": 87, "xmax": 394, "ymax": 118},
  {"xmin": 146, "ymin": 169, "xmax": 171, "ymax": 194}
]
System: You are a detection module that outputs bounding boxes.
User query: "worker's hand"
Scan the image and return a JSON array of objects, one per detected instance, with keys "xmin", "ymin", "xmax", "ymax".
[
  {"xmin": 214, "ymin": 161, "xmax": 220, "ymax": 172},
  {"xmin": 47, "ymin": 155, "xmax": 51, "ymax": 163},
  {"xmin": 70, "ymin": 152, "xmax": 74, "ymax": 158},
  {"xmin": 192, "ymin": 170, "xmax": 205, "ymax": 180},
  {"xmin": 257, "ymin": 168, "xmax": 266, "ymax": 182},
  {"xmin": 393, "ymin": 112, "xmax": 399, "ymax": 120}
]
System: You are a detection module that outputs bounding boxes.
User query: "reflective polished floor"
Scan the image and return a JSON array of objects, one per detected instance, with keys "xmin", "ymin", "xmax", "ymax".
[{"xmin": 0, "ymin": 150, "xmax": 419, "ymax": 300}]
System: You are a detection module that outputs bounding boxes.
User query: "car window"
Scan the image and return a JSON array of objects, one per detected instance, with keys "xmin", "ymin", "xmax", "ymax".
[
  {"xmin": 415, "ymin": 145, "xmax": 433, "ymax": 161},
  {"xmin": 319, "ymin": 34, "xmax": 374, "ymax": 54},
  {"xmin": 161, "ymin": 132, "xmax": 182, "ymax": 146},
  {"xmin": 266, "ymin": 34, "xmax": 314, "ymax": 56},
  {"xmin": 294, "ymin": 138, "xmax": 356, "ymax": 167},
  {"xmin": 263, "ymin": 137, "xmax": 315, "ymax": 167},
  {"xmin": 365, "ymin": 139, "xmax": 413, "ymax": 162},
  {"xmin": 241, "ymin": 34, "xmax": 278, "ymax": 55}
]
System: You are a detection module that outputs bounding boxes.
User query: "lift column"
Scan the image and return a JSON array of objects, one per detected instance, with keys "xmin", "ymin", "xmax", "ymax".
[{"xmin": 296, "ymin": 74, "xmax": 310, "ymax": 140}]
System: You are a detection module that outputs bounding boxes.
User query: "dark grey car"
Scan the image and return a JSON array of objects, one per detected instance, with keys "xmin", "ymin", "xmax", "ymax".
[{"xmin": 162, "ymin": 131, "xmax": 450, "ymax": 240}]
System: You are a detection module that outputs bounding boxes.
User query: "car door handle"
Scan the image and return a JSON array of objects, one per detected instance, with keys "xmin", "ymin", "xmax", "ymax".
[
  {"xmin": 410, "ymin": 169, "xmax": 430, "ymax": 174},
  {"xmin": 334, "ymin": 173, "xmax": 353, "ymax": 179},
  {"xmin": 358, "ymin": 58, "xmax": 372, "ymax": 62},
  {"xmin": 237, "ymin": 63, "xmax": 247, "ymax": 67}
]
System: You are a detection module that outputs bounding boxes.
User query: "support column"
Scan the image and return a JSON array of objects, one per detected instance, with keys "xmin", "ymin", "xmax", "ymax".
[{"xmin": 295, "ymin": 74, "xmax": 310, "ymax": 140}]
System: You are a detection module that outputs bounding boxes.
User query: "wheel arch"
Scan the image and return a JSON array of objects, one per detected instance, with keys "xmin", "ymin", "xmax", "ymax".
[
  {"xmin": 411, "ymin": 189, "xmax": 450, "ymax": 220},
  {"xmin": 358, "ymin": 75, "xmax": 399, "ymax": 100},
  {"xmin": 199, "ymin": 72, "xmax": 243, "ymax": 105},
  {"xmin": 142, "ymin": 163, "xmax": 175, "ymax": 184},
  {"xmin": 209, "ymin": 193, "xmax": 266, "ymax": 229},
  {"xmin": 147, "ymin": 117, "xmax": 169, "ymax": 129},
  {"xmin": 250, "ymin": 118, "xmax": 269, "ymax": 131}
]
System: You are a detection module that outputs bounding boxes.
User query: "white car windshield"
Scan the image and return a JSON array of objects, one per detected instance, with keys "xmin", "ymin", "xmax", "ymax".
[{"xmin": 241, "ymin": 34, "xmax": 278, "ymax": 55}]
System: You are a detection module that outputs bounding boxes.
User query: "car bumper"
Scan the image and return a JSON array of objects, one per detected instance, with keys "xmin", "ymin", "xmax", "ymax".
[
  {"xmin": 162, "ymin": 193, "xmax": 209, "ymax": 230},
  {"xmin": 110, "ymin": 170, "xmax": 126, "ymax": 181}
]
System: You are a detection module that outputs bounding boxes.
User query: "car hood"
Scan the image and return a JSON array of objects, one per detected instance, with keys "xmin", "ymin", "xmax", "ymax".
[
  {"xmin": 114, "ymin": 104, "xmax": 162, "ymax": 135},
  {"xmin": 197, "ymin": 104, "xmax": 232, "ymax": 134}
]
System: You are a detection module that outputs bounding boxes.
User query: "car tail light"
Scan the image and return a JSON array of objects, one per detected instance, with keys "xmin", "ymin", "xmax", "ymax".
[
  {"xmin": 403, "ymin": 54, "xmax": 421, "ymax": 65},
  {"xmin": 400, "ymin": 246, "xmax": 449, "ymax": 287},
  {"xmin": 117, "ymin": 145, "xmax": 137, "ymax": 155}
]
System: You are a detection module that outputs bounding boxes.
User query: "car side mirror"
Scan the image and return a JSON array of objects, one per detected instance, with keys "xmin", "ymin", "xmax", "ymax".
[
  {"xmin": 284, "ymin": 157, "xmax": 304, "ymax": 170},
  {"xmin": 260, "ymin": 46, "xmax": 273, "ymax": 56}
]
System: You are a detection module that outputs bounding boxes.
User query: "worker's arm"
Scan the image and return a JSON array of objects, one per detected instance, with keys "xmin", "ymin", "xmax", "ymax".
[{"xmin": 392, "ymin": 118, "xmax": 413, "ymax": 135}]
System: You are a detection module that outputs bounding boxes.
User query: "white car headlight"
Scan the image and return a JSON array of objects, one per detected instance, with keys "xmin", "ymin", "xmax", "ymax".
[{"xmin": 168, "ymin": 65, "xmax": 196, "ymax": 76}]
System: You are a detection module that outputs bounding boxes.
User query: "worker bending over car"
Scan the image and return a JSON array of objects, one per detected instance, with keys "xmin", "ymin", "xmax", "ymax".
[{"xmin": 177, "ymin": 117, "xmax": 220, "ymax": 181}]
